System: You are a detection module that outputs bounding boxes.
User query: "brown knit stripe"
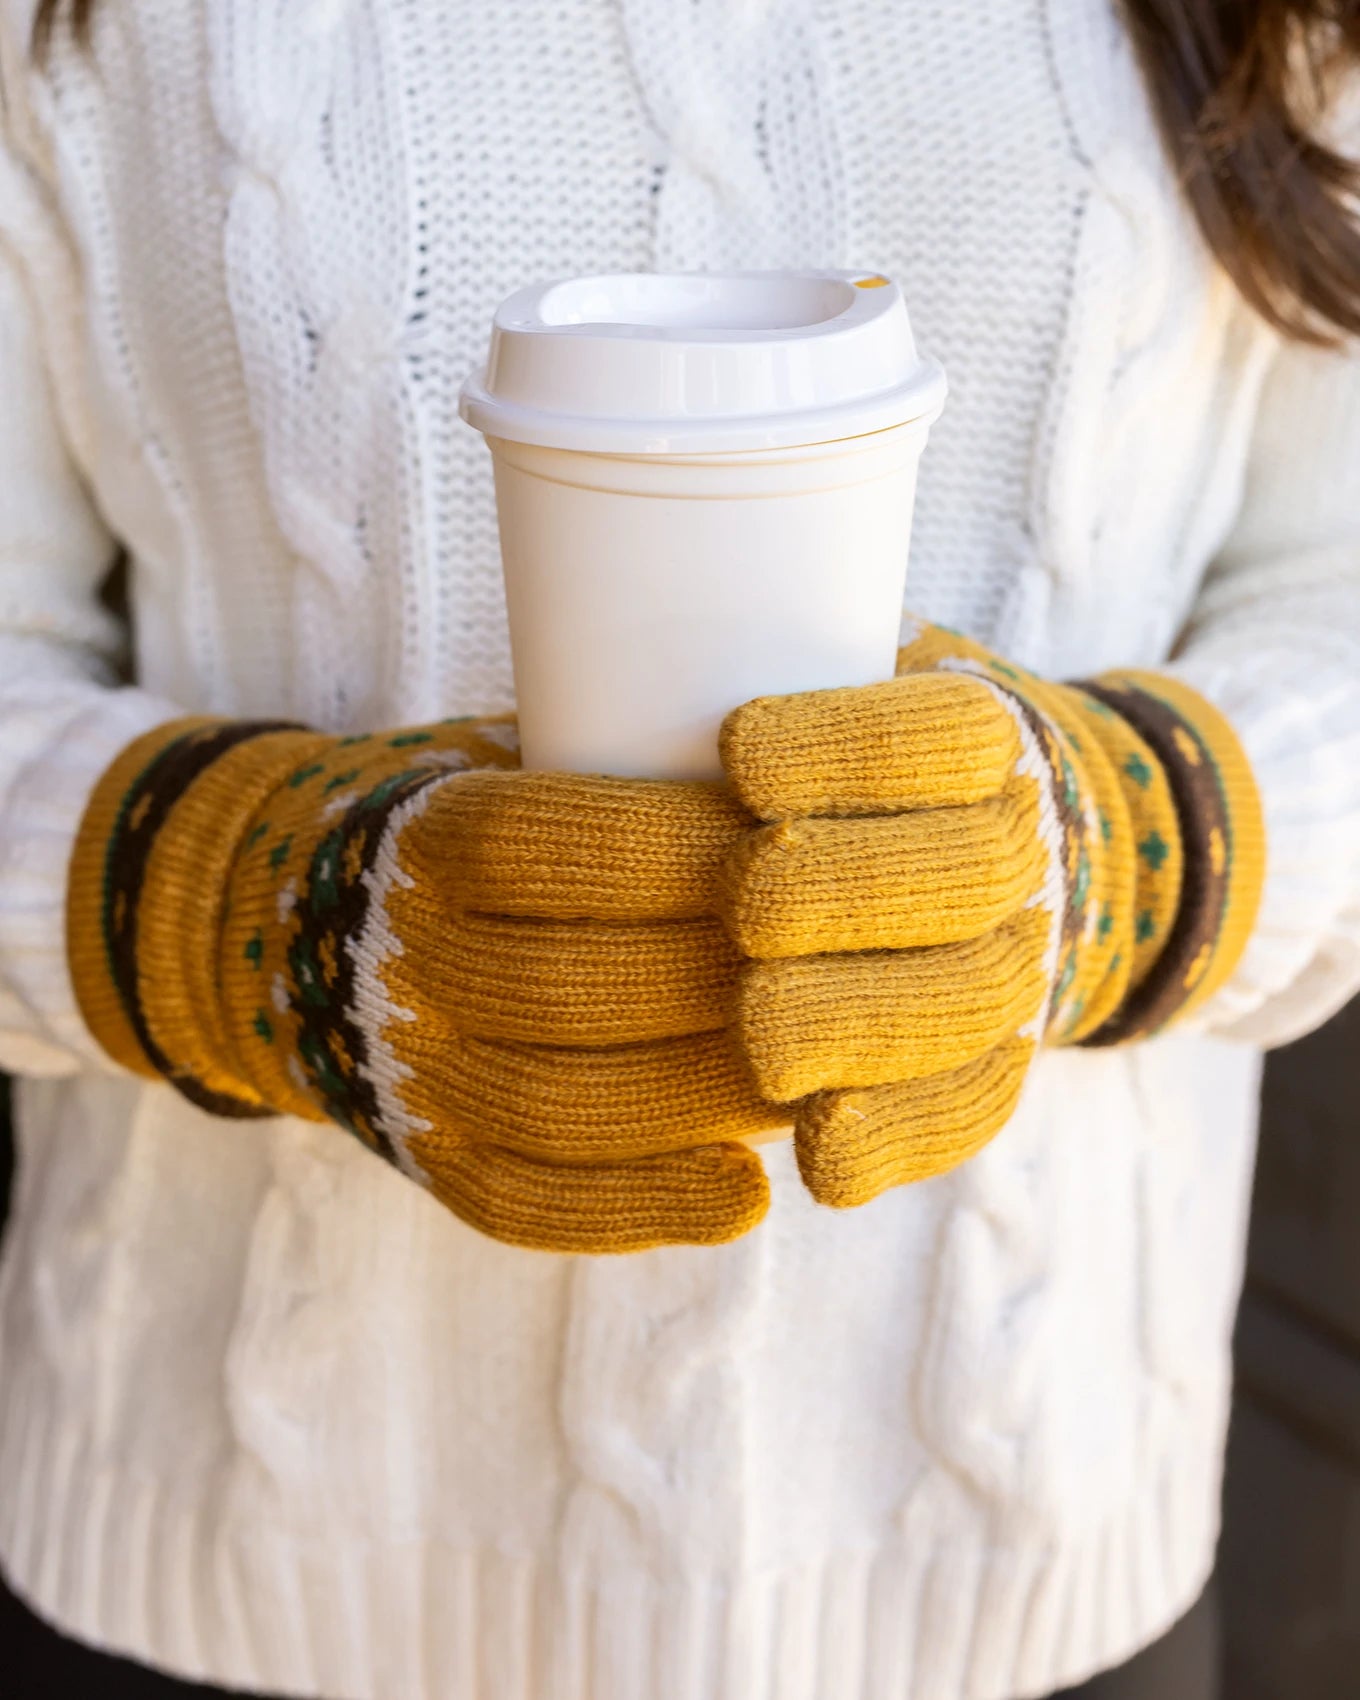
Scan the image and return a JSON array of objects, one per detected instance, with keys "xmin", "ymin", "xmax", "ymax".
[
  {"xmin": 67, "ymin": 717, "xmax": 271, "ymax": 1086},
  {"xmin": 95, "ymin": 719, "xmax": 302, "ymax": 1114},
  {"xmin": 135, "ymin": 729, "xmax": 335, "ymax": 1112},
  {"xmin": 1078, "ymin": 674, "xmax": 1264, "ymax": 1043},
  {"xmin": 1103, "ymin": 670, "xmax": 1266, "ymax": 1027},
  {"xmin": 270, "ymin": 763, "xmax": 452, "ymax": 1161},
  {"xmin": 67, "ymin": 718, "xmax": 212, "ymax": 1079},
  {"xmin": 218, "ymin": 724, "xmax": 522, "ymax": 1123}
]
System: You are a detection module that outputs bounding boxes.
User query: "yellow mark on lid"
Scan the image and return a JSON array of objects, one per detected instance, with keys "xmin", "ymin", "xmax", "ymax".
[{"xmin": 853, "ymin": 274, "xmax": 890, "ymax": 289}]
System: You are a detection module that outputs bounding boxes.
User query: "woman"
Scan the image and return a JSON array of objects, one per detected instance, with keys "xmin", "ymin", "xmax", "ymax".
[{"xmin": 0, "ymin": 1, "xmax": 1357, "ymax": 1697}]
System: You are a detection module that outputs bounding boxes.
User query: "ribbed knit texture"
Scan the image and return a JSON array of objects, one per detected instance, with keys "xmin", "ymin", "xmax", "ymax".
[
  {"xmin": 0, "ymin": 5, "xmax": 1358, "ymax": 1698},
  {"xmin": 716, "ymin": 628, "xmax": 1263, "ymax": 1207},
  {"xmin": 71, "ymin": 627, "xmax": 1251, "ymax": 1235},
  {"xmin": 1080, "ymin": 671, "xmax": 1267, "ymax": 1042},
  {"xmin": 719, "ymin": 667, "xmax": 1050, "ymax": 1207},
  {"xmin": 889, "ymin": 624, "xmax": 1265, "ymax": 1045},
  {"xmin": 68, "ymin": 715, "xmax": 775, "ymax": 1252}
]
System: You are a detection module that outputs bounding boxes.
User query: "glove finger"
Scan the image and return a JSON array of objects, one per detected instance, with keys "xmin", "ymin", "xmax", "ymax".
[
  {"xmin": 720, "ymin": 671, "xmax": 1021, "ymax": 820},
  {"xmin": 418, "ymin": 768, "xmax": 750, "ymax": 921},
  {"xmin": 432, "ymin": 911, "xmax": 739, "ymax": 1047},
  {"xmin": 435, "ymin": 1030, "xmax": 786, "ymax": 1163},
  {"xmin": 739, "ymin": 908, "xmax": 1049, "ymax": 1100},
  {"xmin": 724, "ymin": 778, "xmax": 1048, "ymax": 958},
  {"xmin": 794, "ymin": 1038, "xmax": 1034, "ymax": 1209},
  {"xmin": 416, "ymin": 1138, "xmax": 771, "ymax": 1254}
]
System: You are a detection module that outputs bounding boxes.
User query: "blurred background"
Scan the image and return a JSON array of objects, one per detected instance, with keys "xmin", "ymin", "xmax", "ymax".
[
  {"xmin": 0, "ymin": 1003, "xmax": 1357, "ymax": 1694},
  {"xmin": 1220, "ymin": 996, "xmax": 1360, "ymax": 1697}
]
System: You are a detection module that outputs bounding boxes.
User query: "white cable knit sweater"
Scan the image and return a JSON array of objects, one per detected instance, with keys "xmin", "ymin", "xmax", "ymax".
[{"xmin": 0, "ymin": 4, "xmax": 1358, "ymax": 1698}]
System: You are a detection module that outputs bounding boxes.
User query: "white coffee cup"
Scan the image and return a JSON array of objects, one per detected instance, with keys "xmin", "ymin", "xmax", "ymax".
[{"xmin": 460, "ymin": 271, "xmax": 946, "ymax": 780}]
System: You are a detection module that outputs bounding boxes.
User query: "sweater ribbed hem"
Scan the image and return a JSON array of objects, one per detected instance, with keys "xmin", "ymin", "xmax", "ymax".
[{"xmin": 0, "ymin": 1367, "xmax": 1221, "ymax": 1700}]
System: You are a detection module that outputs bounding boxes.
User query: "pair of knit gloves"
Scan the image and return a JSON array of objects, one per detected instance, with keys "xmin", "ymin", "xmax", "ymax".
[{"xmin": 67, "ymin": 622, "xmax": 1264, "ymax": 1254}]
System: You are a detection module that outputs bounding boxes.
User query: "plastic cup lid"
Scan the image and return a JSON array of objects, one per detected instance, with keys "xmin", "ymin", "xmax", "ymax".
[{"xmin": 458, "ymin": 270, "xmax": 947, "ymax": 455}]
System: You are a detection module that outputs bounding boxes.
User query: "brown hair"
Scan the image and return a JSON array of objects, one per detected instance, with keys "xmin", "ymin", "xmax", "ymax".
[
  {"xmin": 31, "ymin": 0, "xmax": 93, "ymax": 62},
  {"xmin": 1122, "ymin": 0, "xmax": 1360, "ymax": 343},
  {"xmin": 31, "ymin": 0, "xmax": 1360, "ymax": 344}
]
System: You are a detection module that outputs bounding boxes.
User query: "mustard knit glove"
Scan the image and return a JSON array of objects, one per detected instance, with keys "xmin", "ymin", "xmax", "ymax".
[
  {"xmin": 67, "ymin": 717, "xmax": 779, "ymax": 1253},
  {"xmin": 718, "ymin": 620, "xmax": 1266, "ymax": 1209}
]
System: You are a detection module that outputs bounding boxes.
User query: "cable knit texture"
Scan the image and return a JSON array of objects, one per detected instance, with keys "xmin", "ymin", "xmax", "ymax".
[{"xmin": 0, "ymin": 3, "xmax": 1357, "ymax": 1699}]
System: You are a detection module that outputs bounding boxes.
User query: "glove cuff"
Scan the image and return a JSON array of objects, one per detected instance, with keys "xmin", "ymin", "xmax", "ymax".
[
  {"xmin": 1077, "ymin": 671, "xmax": 1266, "ymax": 1042},
  {"xmin": 67, "ymin": 716, "xmax": 519, "ymax": 1122},
  {"xmin": 894, "ymin": 626, "xmax": 1138, "ymax": 1042},
  {"xmin": 66, "ymin": 717, "xmax": 310, "ymax": 1114}
]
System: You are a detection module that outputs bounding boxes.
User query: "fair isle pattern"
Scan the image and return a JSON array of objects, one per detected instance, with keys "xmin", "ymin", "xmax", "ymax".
[
  {"xmin": 282, "ymin": 765, "xmax": 451, "ymax": 1158},
  {"xmin": 955, "ymin": 670, "xmax": 1070, "ymax": 1046},
  {"xmin": 4, "ymin": 0, "xmax": 1350, "ymax": 1686},
  {"xmin": 895, "ymin": 622, "xmax": 1247, "ymax": 1045},
  {"xmin": 75, "ymin": 706, "xmax": 773, "ymax": 1254},
  {"xmin": 347, "ymin": 769, "xmax": 469, "ymax": 1189},
  {"xmin": 277, "ymin": 736, "xmax": 518, "ymax": 1157},
  {"xmin": 900, "ymin": 628, "xmax": 1120, "ymax": 1044},
  {"xmin": 945, "ymin": 660, "xmax": 1091, "ymax": 1036},
  {"xmin": 1067, "ymin": 687, "xmax": 1184, "ymax": 996},
  {"xmin": 901, "ymin": 639, "xmax": 1260, "ymax": 1050},
  {"xmin": 1080, "ymin": 672, "xmax": 1266, "ymax": 1043},
  {"xmin": 1013, "ymin": 674, "xmax": 1137, "ymax": 1041},
  {"xmin": 104, "ymin": 723, "xmax": 303, "ymax": 1115},
  {"xmin": 66, "ymin": 715, "xmax": 306, "ymax": 1109},
  {"xmin": 217, "ymin": 724, "xmax": 522, "ymax": 1138},
  {"xmin": 896, "ymin": 624, "xmax": 1093, "ymax": 1027}
]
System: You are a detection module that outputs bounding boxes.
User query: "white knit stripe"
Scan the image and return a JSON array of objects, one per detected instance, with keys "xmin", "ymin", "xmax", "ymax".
[
  {"xmin": 934, "ymin": 657, "xmax": 1070, "ymax": 1038},
  {"xmin": 343, "ymin": 750, "xmax": 498, "ymax": 1185},
  {"xmin": 472, "ymin": 719, "xmax": 520, "ymax": 755},
  {"xmin": 343, "ymin": 774, "xmax": 450, "ymax": 1187}
]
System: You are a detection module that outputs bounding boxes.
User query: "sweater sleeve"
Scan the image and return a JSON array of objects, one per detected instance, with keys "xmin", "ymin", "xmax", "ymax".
[
  {"xmin": 0, "ymin": 241, "xmax": 180, "ymax": 1077},
  {"xmin": 1170, "ymin": 334, "xmax": 1360, "ymax": 1047}
]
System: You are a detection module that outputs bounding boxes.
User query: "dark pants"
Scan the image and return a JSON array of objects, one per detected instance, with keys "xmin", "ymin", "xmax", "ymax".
[{"xmin": 1, "ymin": 1567, "xmax": 1220, "ymax": 1700}]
